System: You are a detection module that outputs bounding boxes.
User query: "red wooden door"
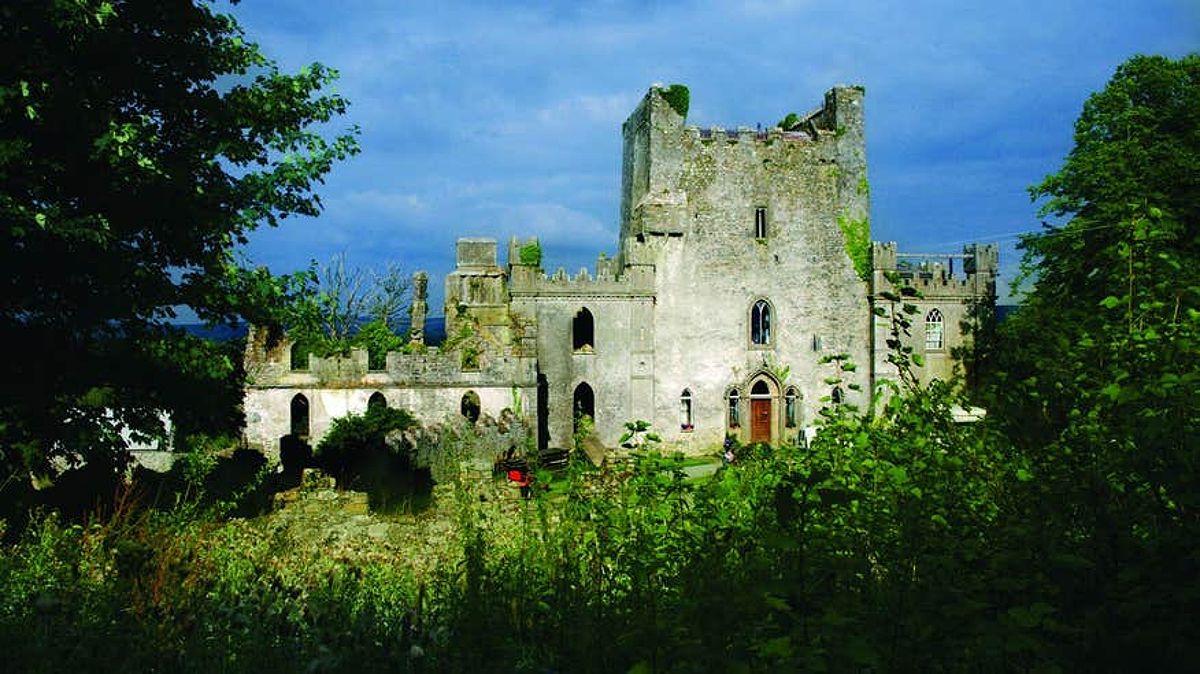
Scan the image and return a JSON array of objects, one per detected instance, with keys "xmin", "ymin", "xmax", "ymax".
[{"xmin": 750, "ymin": 398, "xmax": 771, "ymax": 444}]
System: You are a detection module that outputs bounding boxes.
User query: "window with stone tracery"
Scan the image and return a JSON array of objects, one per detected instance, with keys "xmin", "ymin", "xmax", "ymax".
[
  {"xmin": 751, "ymin": 299, "xmax": 772, "ymax": 346},
  {"xmin": 925, "ymin": 308, "xmax": 944, "ymax": 351}
]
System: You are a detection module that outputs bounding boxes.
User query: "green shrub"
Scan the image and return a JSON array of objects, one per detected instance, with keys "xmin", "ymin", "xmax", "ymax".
[
  {"xmin": 660, "ymin": 84, "xmax": 689, "ymax": 118},
  {"xmin": 518, "ymin": 241, "xmax": 542, "ymax": 267}
]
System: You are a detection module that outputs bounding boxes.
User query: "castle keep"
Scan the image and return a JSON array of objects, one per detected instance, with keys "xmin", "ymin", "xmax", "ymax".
[{"xmin": 243, "ymin": 85, "xmax": 997, "ymax": 460}]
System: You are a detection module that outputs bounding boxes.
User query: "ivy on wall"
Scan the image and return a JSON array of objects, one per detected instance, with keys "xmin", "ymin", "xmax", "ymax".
[{"xmin": 837, "ymin": 212, "xmax": 872, "ymax": 282}]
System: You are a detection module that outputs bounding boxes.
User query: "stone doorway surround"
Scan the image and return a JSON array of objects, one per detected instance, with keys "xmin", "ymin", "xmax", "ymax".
[{"xmin": 747, "ymin": 374, "xmax": 778, "ymax": 445}]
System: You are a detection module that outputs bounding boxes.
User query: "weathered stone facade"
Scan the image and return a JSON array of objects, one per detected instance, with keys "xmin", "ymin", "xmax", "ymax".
[{"xmin": 242, "ymin": 85, "xmax": 997, "ymax": 462}]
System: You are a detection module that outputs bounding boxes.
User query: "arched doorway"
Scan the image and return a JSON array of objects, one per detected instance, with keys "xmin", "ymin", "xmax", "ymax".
[
  {"xmin": 573, "ymin": 382, "xmax": 595, "ymax": 422},
  {"xmin": 749, "ymin": 380, "xmax": 772, "ymax": 443}
]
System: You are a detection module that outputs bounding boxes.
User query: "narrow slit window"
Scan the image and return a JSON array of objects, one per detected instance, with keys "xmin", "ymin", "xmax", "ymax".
[
  {"xmin": 728, "ymin": 389, "xmax": 741, "ymax": 428},
  {"xmin": 785, "ymin": 387, "xmax": 798, "ymax": 428},
  {"xmin": 754, "ymin": 207, "xmax": 768, "ymax": 239},
  {"xmin": 680, "ymin": 388, "xmax": 693, "ymax": 430},
  {"xmin": 925, "ymin": 308, "xmax": 944, "ymax": 350}
]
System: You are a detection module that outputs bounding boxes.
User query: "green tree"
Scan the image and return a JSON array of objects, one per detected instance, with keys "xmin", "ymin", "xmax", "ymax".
[
  {"xmin": 987, "ymin": 53, "xmax": 1200, "ymax": 667},
  {"xmin": 285, "ymin": 253, "xmax": 411, "ymax": 370},
  {"xmin": 0, "ymin": 1, "xmax": 359, "ymax": 479}
]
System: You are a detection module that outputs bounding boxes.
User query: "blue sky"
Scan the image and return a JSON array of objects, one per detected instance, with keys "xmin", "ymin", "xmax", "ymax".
[{"xmin": 227, "ymin": 0, "xmax": 1197, "ymax": 309}]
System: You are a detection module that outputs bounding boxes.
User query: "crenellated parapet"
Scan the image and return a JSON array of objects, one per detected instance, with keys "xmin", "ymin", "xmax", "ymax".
[
  {"xmin": 244, "ymin": 331, "xmax": 536, "ymax": 390},
  {"xmin": 871, "ymin": 241, "xmax": 998, "ymax": 300},
  {"xmin": 508, "ymin": 262, "xmax": 655, "ymax": 298}
]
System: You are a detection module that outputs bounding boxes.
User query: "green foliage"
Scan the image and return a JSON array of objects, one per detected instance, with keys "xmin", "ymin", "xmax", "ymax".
[
  {"xmin": 351, "ymin": 318, "xmax": 406, "ymax": 370},
  {"xmin": 837, "ymin": 212, "xmax": 872, "ymax": 281},
  {"xmin": 617, "ymin": 419, "xmax": 661, "ymax": 450},
  {"xmin": 283, "ymin": 254, "xmax": 410, "ymax": 367},
  {"xmin": 983, "ymin": 53, "xmax": 1200, "ymax": 668},
  {"xmin": 777, "ymin": 112, "xmax": 801, "ymax": 130},
  {"xmin": 573, "ymin": 412, "xmax": 594, "ymax": 453},
  {"xmin": 0, "ymin": 1, "xmax": 359, "ymax": 477},
  {"xmin": 314, "ymin": 405, "xmax": 416, "ymax": 484},
  {"xmin": 518, "ymin": 240, "xmax": 542, "ymax": 266},
  {"xmin": 660, "ymin": 84, "xmax": 690, "ymax": 118}
]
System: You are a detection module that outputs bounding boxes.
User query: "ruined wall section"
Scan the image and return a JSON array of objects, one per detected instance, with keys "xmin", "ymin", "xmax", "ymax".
[
  {"xmin": 617, "ymin": 85, "xmax": 873, "ymax": 449},
  {"xmin": 508, "ymin": 245, "xmax": 656, "ymax": 450},
  {"xmin": 870, "ymin": 242, "xmax": 998, "ymax": 387},
  {"xmin": 243, "ymin": 319, "xmax": 537, "ymax": 462}
]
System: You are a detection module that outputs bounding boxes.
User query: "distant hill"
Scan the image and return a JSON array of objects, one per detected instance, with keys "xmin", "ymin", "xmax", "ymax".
[{"xmin": 179, "ymin": 316, "xmax": 448, "ymax": 346}]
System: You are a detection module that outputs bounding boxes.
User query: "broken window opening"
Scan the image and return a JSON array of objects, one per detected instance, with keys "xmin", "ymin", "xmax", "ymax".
[
  {"xmin": 573, "ymin": 307, "xmax": 595, "ymax": 352},
  {"xmin": 461, "ymin": 390, "xmax": 481, "ymax": 424}
]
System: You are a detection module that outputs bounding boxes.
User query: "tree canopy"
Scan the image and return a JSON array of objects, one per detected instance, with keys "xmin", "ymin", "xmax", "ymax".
[
  {"xmin": 983, "ymin": 53, "xmax": 1200, "ymax": 664},
  {"xmin": 0, "ymin": 1, "xmax": 359, "ymax": 476}
]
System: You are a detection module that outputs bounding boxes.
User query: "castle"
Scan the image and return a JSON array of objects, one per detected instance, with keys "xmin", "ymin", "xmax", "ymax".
[{"xmin": 242, "ymin": 85, "xmax": 997, "ymax": 460}]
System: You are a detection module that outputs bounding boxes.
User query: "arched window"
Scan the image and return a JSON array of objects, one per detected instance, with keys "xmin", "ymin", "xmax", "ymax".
[
  {"xmin": 368, "ymin": 391, "xmax": 387, "ymax": 411},
  {"xmin": 290, "ymin": 393, "xmax": 309, "ymax": 439},
  {"xmin": 727, "ymin": 388, "xmax": 741, "ymax": 428},
  {"xmin": 573, "ymin": 382, "xmax": 595, "ymax": 421},
  {"xmin": 750, "ymin": 300, "xmax": 772, "ymax": 346},
  {"xmin": 831, "ymin": 387, "xmax": 844, "ymax": 404},
  {"xmin": 680, "ymin": 388, "xmax": 693, "ymax": 430},
  {"xmin": 461, "ymin": 390, "xmax": 481, "ymax": 423},
  {"xmin": 925, "ymin": 308, "xmax": 944, "ymax": 350},
  {"xmin": 784, "ymin": 387, "xmax": 798, "ymax": 428},
  {"xmin": 573, "ymin": 307, "xmax": 595, "ymax": 352}
]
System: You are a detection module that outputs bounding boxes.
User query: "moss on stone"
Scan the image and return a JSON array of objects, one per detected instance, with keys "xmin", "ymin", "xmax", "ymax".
[
  {"xmin": 837, "ymin": 212, "xmax": 871, "ymax": 281},
  {"xmin": 661, "ymin": 84, "xmax": 689, "ymax": 118}
]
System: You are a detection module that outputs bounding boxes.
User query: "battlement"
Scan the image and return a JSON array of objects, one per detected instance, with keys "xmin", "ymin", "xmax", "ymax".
[
  {"xmin": 508, "ymin": 259, "xmax": 655, "ymax": 298},
  {"xmin": 244, "ymin": 327, "xmax": 536, "ymax": 390},
  {"xmin": 871, "ymin": 241, "xmax": 998, "ymax": 298},
  {"xmin": 687, "ymin": 126, "xmax": 815, "ymax": 144}
]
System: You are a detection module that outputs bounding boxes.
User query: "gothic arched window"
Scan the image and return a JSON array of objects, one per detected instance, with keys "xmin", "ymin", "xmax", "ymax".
[
  {"xmin": 368, "ymin": 391, "xmax": 387, "ymax": 411},
  {"xmin": 925, "ymin": 308, "xmax": 944, "ymax": 351},
  {"xmin": 784, "ymin": 387, "xmax": 798, "ymax": 428},
  {"xmin": 750, "ymin": 300, "xmax": 772, "ymax": 346},
  {"xmin": 727, "ymin": 388, "xmax": 741, "ymax": 428},
  {"xmin": 290, "ymin": 393, "xmax": 309, "ymax": 439}
]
